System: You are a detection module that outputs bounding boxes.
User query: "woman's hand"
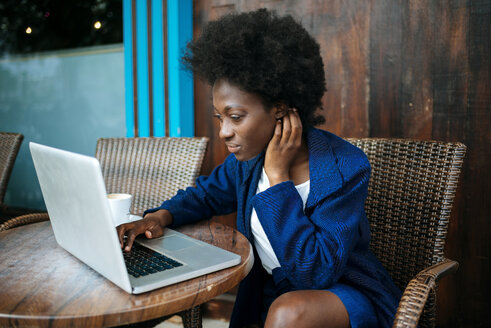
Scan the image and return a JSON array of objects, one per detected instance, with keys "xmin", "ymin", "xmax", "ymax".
[
  {"xmin": 116, "ymin": 209, "xmax": 173, "ymax": 252},
  {"xmin": 264, "ymin": 108, "xmax": 303, "ymax": 186}
]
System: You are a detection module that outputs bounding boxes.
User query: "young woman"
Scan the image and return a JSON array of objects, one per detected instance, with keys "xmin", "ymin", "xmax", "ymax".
[{"xmin": 117, "ymin": 9, "xmax": 401, "ymax": 328}]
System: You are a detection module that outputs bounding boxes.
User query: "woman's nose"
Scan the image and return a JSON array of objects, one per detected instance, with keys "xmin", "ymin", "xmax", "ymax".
[{"xmin": 219, "ymin": 120, "xmax": 234, "ymax": 139}]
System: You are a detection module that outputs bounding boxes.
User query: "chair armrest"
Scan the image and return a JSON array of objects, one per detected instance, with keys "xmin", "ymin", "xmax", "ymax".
[
  {"xmin": 392, "ymin": 259, "xmax": 459, "ymax": 328},
  {"xmin": 0, "ymin": 212, "xmax": 49, "ymax": 232}
]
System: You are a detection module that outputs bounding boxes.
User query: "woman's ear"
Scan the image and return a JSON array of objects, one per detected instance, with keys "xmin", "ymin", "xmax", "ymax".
[{"xmin": 274, "ymin": 104, "xmax": 289, "ymax": 119}]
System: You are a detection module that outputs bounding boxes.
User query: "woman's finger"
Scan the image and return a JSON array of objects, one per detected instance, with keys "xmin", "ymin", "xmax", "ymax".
[
  {"xmin": 280, "ymin": 113, "xmax": 292, "ymax": 145},
  {"xmin": 117, "ymin": 223, "xmax": 132, "ymax": 248},
  {"xmin": 116, "ymin": 225, "xmax": 125, "ymax": 248},
  {"xmin": 290, "ymin": 108, "xmax": 302, "ymax": 127},
  {"xmin": 124, "ymin": 229, "xmax": 138, "ymax": 252},
  {"xmin": 272, "ymin": 119, "xmax": 282, "ymax": 144},
  {"xmin": 121, "ymin": 221, "xmax": 147, "ymax": 251},
  {"xmin": 147, "ymin": 222, "xmax": 164, "ymax": 239},
  {"xmin": 289, "ymin": 109, "xmax": 302, "ymax": 144}
]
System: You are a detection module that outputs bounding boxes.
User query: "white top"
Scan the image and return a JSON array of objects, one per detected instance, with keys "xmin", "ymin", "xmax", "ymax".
[{"xmin": 250, "ymin": 167, "xmax": 310, "ymax": 274}]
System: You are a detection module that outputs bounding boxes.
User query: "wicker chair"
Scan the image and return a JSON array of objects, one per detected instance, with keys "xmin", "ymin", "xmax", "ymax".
[
  {"xmin": 0, "ymin": 132, "xmax": 24, "ymax": 219},
  {"xmin": 346, "ymin": 138, "xmax": 466, "ymax": 328},
  {"xmin": 95, "ymin": 137, "xmax": 209, "ymax": 216}
]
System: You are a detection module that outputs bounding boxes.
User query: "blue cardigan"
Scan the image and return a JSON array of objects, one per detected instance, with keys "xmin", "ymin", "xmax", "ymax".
[{"xmin": 146, "ymin": 128, "xmax": 401, "ymax": 327}]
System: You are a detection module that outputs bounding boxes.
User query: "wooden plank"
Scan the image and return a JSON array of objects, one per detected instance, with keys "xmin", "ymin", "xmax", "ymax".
[
  {"xmin": 399, "ymin": 0, "xmax": 435, "ymax": 139},
  {"xmin": 430, "ymin": 2, "xmax": 469, "ymax": 325},
  {"xmin": 450, "ymin": 0, "xmax": 491, "ymax": 326},
  {"xmin": 368, "ymin": 0, "xmax": 403, "ymax": 137},
  {"xmin": 311, "ymin": 1, "xmax": 371, "ymax": 137},
  {"xmin": 193, "ymin": 0, "xmax": 227, "ymax": 176},
  {"xmin": 431, "ymin": 0, "xmax": 469, "ymax": 142}
]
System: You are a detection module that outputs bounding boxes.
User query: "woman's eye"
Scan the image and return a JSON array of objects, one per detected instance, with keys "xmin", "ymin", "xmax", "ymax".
[{"xmin": 213, "ymin": 113, "xmax": 241, "ymax": 122}]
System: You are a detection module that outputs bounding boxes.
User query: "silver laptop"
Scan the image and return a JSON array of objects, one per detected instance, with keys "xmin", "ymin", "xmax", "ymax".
[{"xmin": 30, "ymin": 142, "xmax": 241, "ymax": 294}]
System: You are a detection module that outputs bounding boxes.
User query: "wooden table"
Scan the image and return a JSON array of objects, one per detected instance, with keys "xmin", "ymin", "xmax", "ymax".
[{"xmin": 0, "ymin": 220, "xmax": 253, "ymax": 327}]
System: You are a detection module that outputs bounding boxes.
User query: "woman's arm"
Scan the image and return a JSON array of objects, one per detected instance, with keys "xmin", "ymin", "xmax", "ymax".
[
  {"xmin": 146, "ymin": 153, "xmax": 239, "ymax": 226},
  {"xmin": 117, "ymin": 154, "xmax": 239, "ymax": 251}
]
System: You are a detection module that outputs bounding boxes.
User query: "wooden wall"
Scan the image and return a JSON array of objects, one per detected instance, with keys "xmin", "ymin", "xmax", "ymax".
[{"xmin": 192, "ymin": 1, "xmax": 490, "ymax": 327}]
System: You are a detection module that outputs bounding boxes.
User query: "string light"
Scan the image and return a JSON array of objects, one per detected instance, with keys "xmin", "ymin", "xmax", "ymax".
[
  {"xmin": 94, "ymin": 21, "xmax": 102, "ymax": 29},
  {"xmin": 25, "ymin": 27, "xmax": 32, "ymax": 34}
]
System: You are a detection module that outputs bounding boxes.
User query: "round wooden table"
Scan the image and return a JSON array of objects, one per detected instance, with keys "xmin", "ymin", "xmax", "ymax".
[{"xmin": 0, "ymin": 220, "xmax": 253, "ymax": 327}]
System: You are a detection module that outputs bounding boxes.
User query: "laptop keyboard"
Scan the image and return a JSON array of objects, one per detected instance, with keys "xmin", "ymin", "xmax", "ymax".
[{"xmin": 123, "ymin": 242, "xmax": 183, "ymax": 278}]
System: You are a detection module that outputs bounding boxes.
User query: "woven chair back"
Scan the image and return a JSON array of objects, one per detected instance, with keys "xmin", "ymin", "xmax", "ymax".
[
  {"xmin": 346, "ymin": 138, "xmax": 465, "ymax": 291},
  {"xmin": 0, "ymin": 132, "xmax": 23, "ymax": 206},
  {"xmin": 95, "ymin": 137, "xmax": 208, "ymax": 217}
]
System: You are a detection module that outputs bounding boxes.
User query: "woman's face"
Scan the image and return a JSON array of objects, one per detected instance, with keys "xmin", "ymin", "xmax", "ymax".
[{"xmin": 212, "ymin": 79, "xmax": 278, "ymax": 161}]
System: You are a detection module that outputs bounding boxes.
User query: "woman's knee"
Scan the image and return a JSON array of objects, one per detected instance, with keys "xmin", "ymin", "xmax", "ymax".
[
  {"xmin": 265, "ymin": 292, "xmax": 308, "ymax": 328},
  {"xmin": 264, "ymin": 290, "xmax": 350, "ymax": 328}
]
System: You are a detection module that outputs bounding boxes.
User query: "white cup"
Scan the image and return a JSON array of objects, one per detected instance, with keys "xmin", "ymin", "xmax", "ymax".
[{"xmin": 107, "ymin": 193, "xmax": 132, "ymax": 226}]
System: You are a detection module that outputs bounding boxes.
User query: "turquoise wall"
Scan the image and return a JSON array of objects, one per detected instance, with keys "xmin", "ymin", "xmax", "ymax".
[{"xmin": 0, "ymin": 44, "xmax": 126, "ymax": 210}]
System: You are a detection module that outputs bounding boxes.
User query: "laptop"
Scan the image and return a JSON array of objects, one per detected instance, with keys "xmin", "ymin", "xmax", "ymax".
[{"xmin": 30, "ymin": 142, "xmax": 242, "ymax": 294}]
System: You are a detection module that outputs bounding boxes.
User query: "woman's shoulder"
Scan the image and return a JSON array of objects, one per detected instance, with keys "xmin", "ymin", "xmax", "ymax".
[
  {"xmin": 309, "ymin": 128, "xmax": 369, "ymax": 168},
  {"xmin": 308, "ymin": 128, "xmax": 370, "ymax": 188}
]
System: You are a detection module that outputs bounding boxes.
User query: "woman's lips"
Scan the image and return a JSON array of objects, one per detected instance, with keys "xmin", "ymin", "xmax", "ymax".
[{"xmin": 226, "ymin": 143, "xmax": 240, "ymax": 153}]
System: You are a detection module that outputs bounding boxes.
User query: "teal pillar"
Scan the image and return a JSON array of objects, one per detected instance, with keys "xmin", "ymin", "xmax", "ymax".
[
  {"xmin": 167, "ymin": 0, "xmax": 194, "ymax": 137},
  {"xmin": 123, "ymin": 0, "xmax": 193, "ymax": 137}
]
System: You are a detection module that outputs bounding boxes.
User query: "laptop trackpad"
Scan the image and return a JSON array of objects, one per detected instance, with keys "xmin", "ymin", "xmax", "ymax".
[
  {"xmin": 161, "ymin": 235, "xmax": 195, "ymax": 251},
  {"xmin": 141, "ymin": 234, "xmax": 198, "ymax": 252}
]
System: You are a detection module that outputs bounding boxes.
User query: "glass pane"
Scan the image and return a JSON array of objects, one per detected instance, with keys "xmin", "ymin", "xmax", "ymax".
[
  {"xmin": 0, "ymin": 0, "xmax": 122, "ymax": 55},
  {"xmin": 0, "ymin": 0, "xmax": 125, "ymax": 211}
]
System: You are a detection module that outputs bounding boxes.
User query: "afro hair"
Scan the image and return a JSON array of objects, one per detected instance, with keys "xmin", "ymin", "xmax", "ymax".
[{"xmin": 183, "ymin": 8, "xmax": 326, "ymax": 129}]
